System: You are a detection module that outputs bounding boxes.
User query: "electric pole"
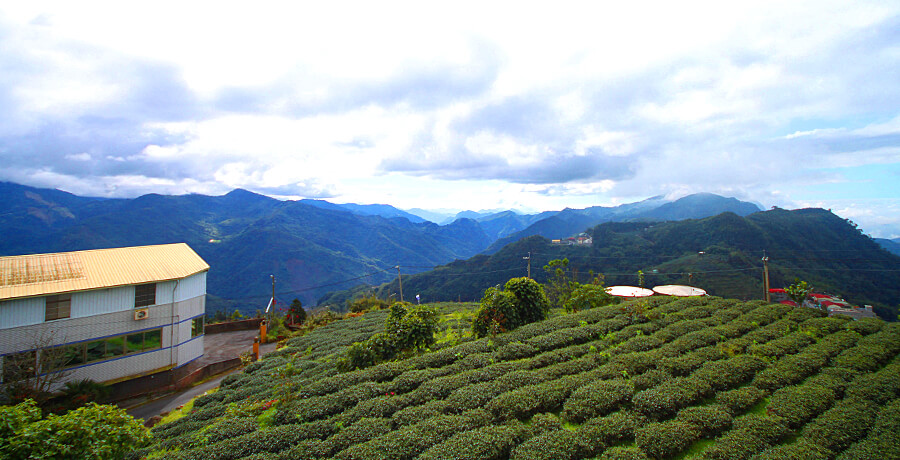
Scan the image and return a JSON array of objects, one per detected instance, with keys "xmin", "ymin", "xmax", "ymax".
[
  {"xmin": 523, "ymin": 252, "xmax": 531, "ymax": 278},
  {"xmin": 396, "ymin": 265, "xmax": 404, "ymax": 303},
  {"xmin": 762, "ymin": 252, "xmax": 771, "ymax": 303}
]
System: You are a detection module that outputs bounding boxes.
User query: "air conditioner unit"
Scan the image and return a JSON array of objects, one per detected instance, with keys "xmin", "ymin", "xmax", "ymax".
[{"xmin": 134, "ymin": 308, "xmax": 149, "ymax": 320}]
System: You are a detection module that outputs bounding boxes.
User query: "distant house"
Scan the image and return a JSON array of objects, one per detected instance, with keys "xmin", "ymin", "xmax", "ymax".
[
  {"xmin": 767, "ymin": 288, "xmax": 876, "ymax": 320},
  {"xmin": 0, "ymin": 243, "xmax": 209, "ymax": 390}
]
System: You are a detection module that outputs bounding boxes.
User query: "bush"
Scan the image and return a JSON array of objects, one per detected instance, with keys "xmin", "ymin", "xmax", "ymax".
[
  {"xmin": 1, "ymin": 400, "xmax": 151, "ymax": 460},
  {"xmin": 418, "ymin": 422, "xmax": 534, "ymax": 460},
  {"xmin": 632, "ymin": 376, "xmax": 714, "ymax": 419},
  {"xmin": 766, "ymin": 383, "xmax": 837, "ymax": 428},
  {"xmin": 326, "ymin": 417, "xmax": 393, "ymax": 454},
  {"xmin": 473, "ymin": 277, "xmax": 551, "ymax": 337},
  {"xmin": 753, "ymin": 438, "xmax": 833, "ymax": 459},
  {"xmin": 699, "ymin": 414, "xmax": 788, "ymax": 459},
  {"xmin": 337, "ymin": 302, "xmax": 438, "ymax": 372},
  {"xmin": 715, "ymin": 386, "xmax": 767, "ymax": 415},
  {"xmin": 598, "ymin": 446, "xmax": 650, "ymax": 460},
  {"xmin": 510, "ymin": 429, "xmax": 578, "ymax": 460},
  {"xmin": 335, "ymin": 411, "xmax": 491, "ymax": 460},
  {"xmin": 575, "ymin": 411, "xmax": 647, "ymax": 457},
  {"xmin": 676, "ymin": 404, "xmax": 732, "ymax": 438},
  {"xmin": 801, "ymin": 399, "xmax": 876, "ymax": 452},
  {"xmin": 562, "ymin": 378, "xmax": 634, "ymax": 423},
  {"xmin": 635, "ymin": 419, "xmax": 700, "ymax": 459}
]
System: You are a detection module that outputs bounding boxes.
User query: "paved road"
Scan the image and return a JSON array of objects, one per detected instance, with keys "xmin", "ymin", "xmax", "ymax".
[
  {"xmin": 124, "ymin": 329, "xmax": 278, "ymax": 422},
  {"xmin": 127, "ymin": 369, "xmax": 238, "ymax": 421}
]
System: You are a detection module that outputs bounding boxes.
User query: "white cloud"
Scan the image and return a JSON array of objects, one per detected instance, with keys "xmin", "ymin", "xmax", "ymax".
[{"xmin": 0, "ymin": 1, "xmax": 899, "ymax": 236}]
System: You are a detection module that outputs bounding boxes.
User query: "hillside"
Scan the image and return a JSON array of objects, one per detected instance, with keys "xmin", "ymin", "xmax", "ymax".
[
  {"xmin": 364, "ymin": 208, "xmax": 900, "ymax": 321},
  {"xmin": 0, "ymin": 183, "xmax": 492, "ymax": 310},
  {"xmin": 483, "ymin": 194, "xmax": 760, "ymax": 254},
  {"xmin": 136, "ymin": 298, "xmax": 900, "ymax": 459}
]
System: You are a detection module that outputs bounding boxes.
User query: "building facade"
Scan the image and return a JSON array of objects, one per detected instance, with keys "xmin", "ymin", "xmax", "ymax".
[{"xmin": 0, "ymin": 243, "xmax": 209, "ymax": 390}]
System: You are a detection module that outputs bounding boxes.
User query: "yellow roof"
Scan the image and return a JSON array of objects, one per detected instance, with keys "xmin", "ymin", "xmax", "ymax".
[{"xmin": 0, "ymin": 243, "xmax": 209, "ymax": 300}]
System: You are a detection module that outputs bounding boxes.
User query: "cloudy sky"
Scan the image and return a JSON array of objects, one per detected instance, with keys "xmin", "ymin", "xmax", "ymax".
[{"xmin": 1, "ymin": 1, "xmax": 899, "ymax": 237}]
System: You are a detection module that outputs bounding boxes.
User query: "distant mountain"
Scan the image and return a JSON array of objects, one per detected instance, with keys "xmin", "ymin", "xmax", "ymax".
[
  {"xmin": 482, "ymin": 194, "xmax": 758, "ymax": 254},
  {"xmin": 875, "ymin": 237, "xmax": 900, "ymax": 256},
  {"xmin": 367, "ymin": 207, "xmax": 900, "ymax": 321},
  {"xmin": 0, "ymin": 182, "xmax": 490, "ymax": 311},
  {"xmin": 404, "ymin": 208, "xmax": 456, "ymax": 224},
  {"xmin": 301, "ymin": 199, "xmax": 426, "ymax": 223}
]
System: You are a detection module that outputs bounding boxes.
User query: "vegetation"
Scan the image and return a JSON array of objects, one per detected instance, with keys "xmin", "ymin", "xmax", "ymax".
[
  {"xmin": 337, "ymin": 302, "xmax": 439, "ymax": 372},
  {"xmin": 473, "ymin": 277, "xmax": 551, "ymax": 337},
  {"xmin": 1, "ymin": 399, "xmax": 150, "ymax": 459},
  {"xmin": 135, "ymin": 295, "xmax": 900, "ymax": 459},
  {"xmin": 785, "ymin": 278, "xmax": 812, "ymax": 307}
]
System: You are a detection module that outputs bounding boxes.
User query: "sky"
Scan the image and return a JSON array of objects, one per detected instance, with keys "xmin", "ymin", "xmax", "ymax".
[{"xmin": 1, "ymin": 1, "xmax": 899, "ymax": 237}]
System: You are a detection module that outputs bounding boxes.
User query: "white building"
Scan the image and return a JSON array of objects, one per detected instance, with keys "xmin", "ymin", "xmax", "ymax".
[{"xmin": 0, "ymin": 243, "xmax": 209, "ymax": 390}]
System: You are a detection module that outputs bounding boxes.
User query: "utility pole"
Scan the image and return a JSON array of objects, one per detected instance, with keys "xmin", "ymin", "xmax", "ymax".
[
  {"xmin": 762, "ymin": 252, "xmax": 771, "ymax": 303},
  {"xmin": 396, "ymin": 265, "xmax": 404, "ymax": 303},
  {"xmin": 523, "ymin": 252, "xmax": 531, "ymax": 278}
]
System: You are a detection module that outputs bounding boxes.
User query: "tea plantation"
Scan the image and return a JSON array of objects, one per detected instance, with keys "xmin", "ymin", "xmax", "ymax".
[{"xmin": 133, "ymin": 297, "xmax": 900, "ymax": 459}]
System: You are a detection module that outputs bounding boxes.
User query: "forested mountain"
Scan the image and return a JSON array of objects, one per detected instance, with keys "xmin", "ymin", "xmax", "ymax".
[
  {"xmin": 0, "ymin": 183, "xmax": 490, "ymax": 311},
  {"xmin": 483, "ymin": 194, "xmax": 760, "ymax": 254},
  {"xmin": 366, "ymin": 208, "xmax": 900, "ymax": 321}
]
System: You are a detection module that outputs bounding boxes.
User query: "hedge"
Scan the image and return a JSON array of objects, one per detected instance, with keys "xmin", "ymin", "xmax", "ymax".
[
  {"xmin": 510, "ymin": 428, "xmax": 578, "ymax": 460},
  {"xmin": 325, "ymin": 417, "xmax": 393, "ymax": 455},
  {"xmin": 334, "ymin": 410, "xmax": 492, "ymax": 460},
  {"xmin": 418, "ymin": 422, "xmax": 535, "ymax": 460},
  {"xmin": 800, "ymin": 399, "xmax": 877, "ymax": 452},
  {"xmin": 751, "ymin": 438, "xmax": 833, "ymax": 460},
  {"xmin": 676, "ymin": 404, "xmax": 733, "ymax": 438},
  {"xmin": 575, "ymin": 411, "xmax": 647, "ymax": 457},
  {"xmin": 766, "ymin": 382, "xmax": 838, "ymax": 428},
  {"xmin": 715, "ymin": 386, "xmax": 767, "ymax": 415},
  {"xmin": 632, "ymin": 376, "xmax": 714, "ymax": 419},
  {"xmin": 699, "ymin": 414, "xmax": 788, "ymax": 459},
  {"xmin": 635, "ymin": 419, "xmax": 701, "ymax": 459},
  {"xmin": 562, "ymin": 378, "xmax": 634, "ymax": 423},
  {"xmin": 598, "ymin": 446, "xmax": 650, "ymax": 460}
]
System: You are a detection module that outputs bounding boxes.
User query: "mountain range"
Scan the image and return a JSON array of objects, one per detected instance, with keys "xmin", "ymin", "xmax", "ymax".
[
  {"xmin": 9, "ymin": 181, "xmax": 895, "ymax": 317},
  {"xmin": 362, "ymin": 207, "xmax": 900, "ymax": 321}
]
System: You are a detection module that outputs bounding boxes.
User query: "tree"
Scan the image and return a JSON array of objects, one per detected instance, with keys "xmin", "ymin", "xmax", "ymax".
[
  {"xmin": 473, "ymin": 277, "xmax": 550, "ymax": 337},
  {"xmin": 288, "ymin": 298, "xmax": 307, "ymax": 325},
  {"xmin": 337, "ymin": 302, "xmax": 437, "ymax": 372},
  {"xmin": 543, "ymin": 258, "xmax": 575, "ymax": 308},
  {"xmin": 1, "ymin": 328, "xmax": 74, "ymax": 406},
  {"xmin": 229, "ymin": 309, "xmax": 244, "ymax": 321},
  {"xmin": 785, "ymin": 278, "xmax": 813, "ymax": 307},
  {"xmin": 0, "ymin": 399, "xmax": 150, "ymax": 459},
  {"xmin": 565, "ymin": 283, "xmax": 614, "ymax": 313}
]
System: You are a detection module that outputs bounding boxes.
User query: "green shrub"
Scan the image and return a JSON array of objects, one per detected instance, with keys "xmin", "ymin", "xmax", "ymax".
[
  {"xmin": 575, "ymin": 411, "xmax": 647, "ymax": 457},
  {"xmin": 562, "ymin": 378, "xmax": 634, "ymax": 423},
  {"xmin": 326, "ymin": 417, "xmax": 393, "ymax": 454},
  {"xmin": 1, "ymin": 400, "xmax": 151, "ymax": 460},
  {"xmin": 418, "ymin": 422, "xmax": 534, "ymax": 460},
  {"xmin": 715, "ymin": 386, "xmax": 767, "ymax": 415},
  {"xmin": 632, "ymin": 376, "xmax": 714, "ymax": 419},
  {"xmin": 635, "ymin": 419, "xmax": 701, "ymax": 459},
  {"xmin": 335, "ymin": 410, "xmax": 491, "ymax": 460},
  {"xmin": 676, "ymin": 404, "xmax": 732, "ymax": 438},
  {"xmin": 752, "ymin": 438, "xmax": 833, "ymax": 459},
  {"xmin": 699, "ymin": 414, "xmax": 788, "ymax": 459},
  {"xmin": 843, "ymin": 359, "xmax": 900, "ymax": 404},
  {"xmin": 473, "ymin": 277, "xmax": 551, "ymax": 337},
  {"xmin": 801, "ymin": 399, "xmax": 876, "ymax": 452},
  {"xmin": 598, "ymin": 446, "xmax": 650, "ymax": 460},
  {"xmin": 205, "ymin": 417, "xmax": 260, "ymax": 444},
  {"xmin": 510, "ymin": 429, "xmax": 578, "ymax": 460},
  {"xmin": 766, "ymin": 382, "xmax": 837, "ymax": 428}
]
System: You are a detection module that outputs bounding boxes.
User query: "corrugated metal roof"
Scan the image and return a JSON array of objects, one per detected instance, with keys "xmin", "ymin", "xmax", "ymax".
[{"xmin": 0, "ymin": 243, "xmax": 209, "ymax": 300}]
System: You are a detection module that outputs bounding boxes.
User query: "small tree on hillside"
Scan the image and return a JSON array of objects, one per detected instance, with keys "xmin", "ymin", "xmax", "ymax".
[
  {"xmin": 543, "ymin": 258, "xmax": 576, "ymax": 308},
  {"xmin": 288, "ymin": 298, "xmax": 307, "ymax": 325},
  {"xmin": 785, "ymin": 278, "xmax": 814, "ymax": 308},
  {"xmin": 473, "ymin": 277, "xmax": 550, "ymax": 337}
]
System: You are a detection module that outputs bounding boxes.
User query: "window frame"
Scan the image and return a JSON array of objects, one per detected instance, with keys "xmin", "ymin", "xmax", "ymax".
[
  {"xmin": 134, "ymin": 283, "xmax": 156, "ymax": 308},
  {"xmin": 45, "ymin": 293, "xmax": 72, "ymax": 321}
]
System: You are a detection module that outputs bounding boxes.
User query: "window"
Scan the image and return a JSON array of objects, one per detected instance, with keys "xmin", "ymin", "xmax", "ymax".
[
  {"xmin": 45, "ymin": 294, "xmax": 71, "ymax": 321},
  {"xmin": 191, "ymin": 316, "xmax": 204, "ymax": 337},
  {"xmin": 134, "ymin": 283, "xmax": 156, "ymax": 308},
  {"xmin": 144, "ymin": 329, "xmax": 162, "ymax": 350}
]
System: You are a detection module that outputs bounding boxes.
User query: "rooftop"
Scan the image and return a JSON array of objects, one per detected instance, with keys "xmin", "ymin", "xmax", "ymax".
[{"xmin": 0, "ymin": 243, "xmax": 209, "ymax": 300}]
